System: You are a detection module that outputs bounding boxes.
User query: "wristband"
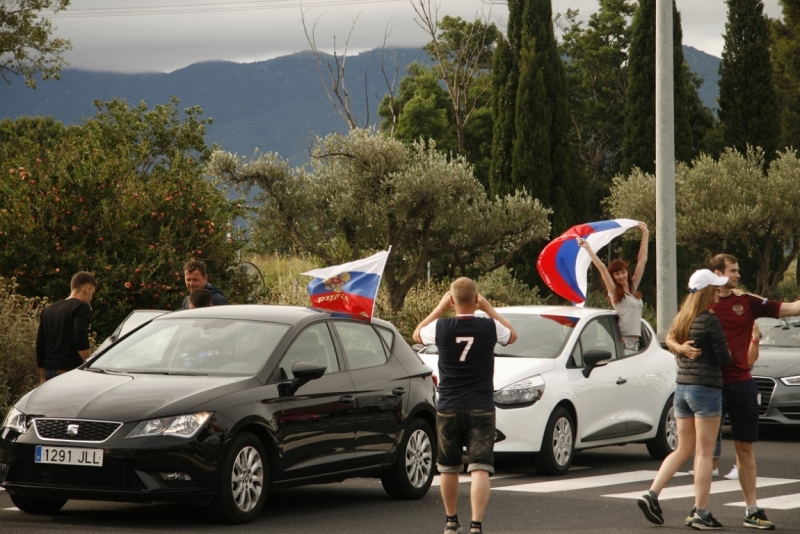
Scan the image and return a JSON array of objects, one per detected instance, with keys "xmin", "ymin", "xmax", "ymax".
[{"xmin": 750, "ymin": 338, "xmax": 760, "ymax": 345}]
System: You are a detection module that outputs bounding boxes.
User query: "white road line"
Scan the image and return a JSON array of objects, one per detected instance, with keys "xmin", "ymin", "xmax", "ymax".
[
  {"xmin": 726, "ymin": 493, "xmax": 800, "ymax": 510},
  {"xmin": 495, "ymin": 470, "xmax": 680, "ymax": 493},
  {"xmin": 604, "ymin": 477, "xmax": 799, "ymax": 500},
  {"xmin": 2, "ymin": 507, "xmax": 19, "ymax": 511},
  {"xmin": 431, "ymin": 473, "xmax": 517, "ymax": 487}
]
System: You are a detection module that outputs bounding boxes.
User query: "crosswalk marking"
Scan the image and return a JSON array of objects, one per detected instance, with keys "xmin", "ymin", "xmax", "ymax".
[
  {"xmin": 726, "ymin": 493, "xmax": 800, "ymax": 510},
  {"xmin": 432, "ymin": 473, "xmax": 517, "ymax": 487},
  {"xmin": 604, "ymin": 477, "xmax": 800, "ymax": 500},
  {"xmin": 2, "ymin": 508, "xmax": 19, "ymax": 511},
  {"xmin": 495, "ymin": 470, "xmax": 682, "ymax": 493}
]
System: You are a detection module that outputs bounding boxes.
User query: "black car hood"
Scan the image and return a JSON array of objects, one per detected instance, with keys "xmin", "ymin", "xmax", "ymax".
[{"xmin": 16, "ymin": 370, "xmax": 260, "ymax": 422}]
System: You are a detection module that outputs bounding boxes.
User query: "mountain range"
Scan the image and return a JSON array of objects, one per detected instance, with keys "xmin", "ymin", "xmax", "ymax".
[{"xmin": 1, "ymin": 46, "xmax": 720, "ymax": 168}]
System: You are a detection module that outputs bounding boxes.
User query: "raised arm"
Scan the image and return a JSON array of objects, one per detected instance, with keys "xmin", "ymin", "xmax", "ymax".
[
  {"xmin": 576, "ymin": 237, "xmax": 616, "ymax": 295},
  {"xmin": 412, "ymin": 291, "xmax": 453, "ymax": 344},
  {"xmin": 631, "ymin": 222, "xmax": 649, "ymax": 290}
]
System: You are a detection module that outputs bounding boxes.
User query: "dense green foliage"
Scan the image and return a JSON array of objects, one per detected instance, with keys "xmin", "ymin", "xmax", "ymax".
[
  {"xmin": 209, "ymin": 128, "xmax": 552, "ymax": 311},
  {"xmin": 0, "ymin": 99, "xmax": 252, "ymax": 338},
  {"xmin": 770, "ymin": 0, "xmax": 800, "ymax": 154},
  {"xmin": 0, "ymin": 0, "xmax": 71, "ymax": 88},
  {"xmin": 621, "ymin": 0, "xmax": 711, "ymax": 175},
  {"xmin": 718, "ymin": 0, "xmax": 780, "ymax": 163}
]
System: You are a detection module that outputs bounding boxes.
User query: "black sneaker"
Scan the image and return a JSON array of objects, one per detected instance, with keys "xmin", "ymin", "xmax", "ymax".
[
  {"xmin": 637, "ymin": 494, "xmax": 665, "ymax": 525},
  {"xmin": 744, "ymin": 509, "xmax": 776, "ymax": 530},
  {"xmin": 444, "ymin": 519, "xmax": 462, "ymax": 534},
  {"xmin": 690, "ymin": 511, "xmax": 723, "ymax": 530},
  {"xmin": 686, "ymin": 507, "xmax": 697, "ymax": 527}
]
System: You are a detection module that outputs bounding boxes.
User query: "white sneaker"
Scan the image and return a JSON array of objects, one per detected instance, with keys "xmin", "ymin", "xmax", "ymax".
[
  {"xmin": 724, "ymin": 465, "xmax": 738, "ymax": 480},
  {"xmin": 687, "ymin": 468, "xmax": 720, "ymax": 477}
]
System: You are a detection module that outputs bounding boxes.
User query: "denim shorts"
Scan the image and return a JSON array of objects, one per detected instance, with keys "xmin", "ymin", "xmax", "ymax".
[
  {"xmin": 436, "ymin": 409, "xmax": 495, "ymax": 474},
  {"xmin": 673, "ymin": 384, "xmax": 723, "ymax": 418}
]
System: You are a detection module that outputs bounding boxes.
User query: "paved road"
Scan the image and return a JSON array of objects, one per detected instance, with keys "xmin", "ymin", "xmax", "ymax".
[{"xmin": 2, "ymin": 426, "xmax": 799, "ymax": 533}]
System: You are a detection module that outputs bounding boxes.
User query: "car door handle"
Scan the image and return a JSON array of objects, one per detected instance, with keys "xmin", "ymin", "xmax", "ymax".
[
  {"xmin": 392, "ymin": 387, "xmax": 407, "ymax": 396},
  {"xmin": 616, "ymin": 378, "xmax": 627, "ymax": 385},
  {"xmin": 339, "ymin": 395, "xmax": 355, "ymax": 404}
]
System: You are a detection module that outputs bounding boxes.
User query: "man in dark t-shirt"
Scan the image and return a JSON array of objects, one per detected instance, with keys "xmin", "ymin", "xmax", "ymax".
[
  {"xmin": 670, "ymin": 254, "xmax": 800, "ymax": 530},
  {"xmin": 36, "ymin": 271, "xmax": 97, "ymax": 383},
  {"xmin": 413, "ymin": 277, "xmax": 516, "ymax": 534}
]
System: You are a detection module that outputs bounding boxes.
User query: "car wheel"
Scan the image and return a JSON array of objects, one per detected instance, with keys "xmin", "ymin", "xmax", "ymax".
[
  {"xmin": 533, "ymin": 406, "xmax": 574, "ymax": 476},
  {"xmin": 208, "ymin": 432, "xmax": 268, "ymax": 524},
  {"xmin": 8, "ymin": 493, "xmax": 67, "ymax": 514},
  {"xmin": 381, "ymin": 418, "xmax": 435, "ymax": 500},
  {"xmin": 647, "ymin": 396, "xmax": 677, "ymax": 460}
]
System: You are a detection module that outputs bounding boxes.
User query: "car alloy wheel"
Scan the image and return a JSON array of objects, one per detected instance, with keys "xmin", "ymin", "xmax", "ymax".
[
  {"xmin": 404, "ymin": 428, "xmax": 433, "ymax": 488},
  {"xmin": 552, "ymin": 416, "xmax": 573, "ymax": 466},
  {"xmin": 231, "ymin": 445, "xmax": 264, "ymax": 512},
  {"xmin": 647, "ymin": 396, "xmax": 677, "ymax": 460},
  {"xmin": 665, "ymin": 406, "xmax": 677, "ymax": 451}
]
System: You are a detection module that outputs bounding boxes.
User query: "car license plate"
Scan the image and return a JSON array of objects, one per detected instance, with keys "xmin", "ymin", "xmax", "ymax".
[{"xmin": 35, "ymin": 445, "xmax": 103, "ymax": 467}]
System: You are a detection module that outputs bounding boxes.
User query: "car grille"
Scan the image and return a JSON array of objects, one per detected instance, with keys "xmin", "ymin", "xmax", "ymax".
[
  {"xmin": 779, "ymin": 406, "xmax": 800, "ymax": 421},
  {"xmin": 7, "ymin": 458, "xmax": 145, "ymax": 490},
  {"xmin": 752, "ymin": 377, "xmax": 776, "ymax": 416},
  {"xmin": 34, "ymin": 419, "xmax": 121, "ymax": 442}
]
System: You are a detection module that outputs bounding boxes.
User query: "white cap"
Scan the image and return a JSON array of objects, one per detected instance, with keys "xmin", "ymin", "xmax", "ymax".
[{"xmin": 688, "ymin": 269, "xmax": 729, "ymax": 293}]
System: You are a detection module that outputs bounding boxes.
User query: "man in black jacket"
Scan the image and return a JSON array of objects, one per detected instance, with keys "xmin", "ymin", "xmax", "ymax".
[
  {"xmin": 181, "ymin": 260, "xmax": 227, "ymax": 309},
  {"xmin": 36, "ymin": 271, "xmax": 97, "ymax": 383}
]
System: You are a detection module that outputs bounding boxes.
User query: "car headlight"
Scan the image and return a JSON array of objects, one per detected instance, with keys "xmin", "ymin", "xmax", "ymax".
[
  {"xmin": 1, "ymin": 407, "xmax": 29, "ymax": 434},
  {"xmin": 125, "ymin": 412, "xmax": 212, "ymax": 439},
  {"xmin": 780, "ymin": 375, "xmax": 800, "ymax": 386},
  {"xmin": 494, "ymin": 375, "xmax": 545, "ymax": 406}
]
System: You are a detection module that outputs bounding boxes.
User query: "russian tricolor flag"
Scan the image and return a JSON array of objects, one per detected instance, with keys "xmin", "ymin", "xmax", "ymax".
[
  {"xmin": 303, "ymin": 250, "xmax": 390, "ymax": 320},
  {"xmin": 537, "ymin": 219, "xmax": 639, "ymax": 306}
]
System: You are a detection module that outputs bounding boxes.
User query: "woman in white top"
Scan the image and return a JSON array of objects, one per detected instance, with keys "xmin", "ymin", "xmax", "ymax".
[{"xmin": 577, "ymin": 222, "xmax": 649, "ymax": 351}]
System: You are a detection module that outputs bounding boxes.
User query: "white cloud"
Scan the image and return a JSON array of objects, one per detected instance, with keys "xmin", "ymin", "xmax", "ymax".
[{"xmin": 48, "ymin": 0, "xmax": 783, "ymax": 73}]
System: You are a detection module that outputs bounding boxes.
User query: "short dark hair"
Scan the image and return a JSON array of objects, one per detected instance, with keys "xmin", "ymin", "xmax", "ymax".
[
  {"xmin": 183, "ymin": 260, "xmax": 208, "ymax": 277},
  {"xmin": 70, "ymin": 271, "xmax": 96, "ymax": 291},
  {"xmin": 189, "ymin": 288, "xmax": 212, "ymax": 308},
  {"xmin": 709, "ymin": 254, "xmax": 738, "ymax": 274}
]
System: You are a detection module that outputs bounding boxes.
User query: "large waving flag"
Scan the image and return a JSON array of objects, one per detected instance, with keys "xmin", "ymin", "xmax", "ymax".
[
  {"xmin": 302, "ymin": 249, "xmax": 390, "ymax": 320},
  {"xmin": 537, "ymin": 219, "xmax": 639, "ymax": 306}
]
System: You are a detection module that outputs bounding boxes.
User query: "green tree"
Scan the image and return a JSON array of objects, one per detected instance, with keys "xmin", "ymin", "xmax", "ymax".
[
  {"xmin": 209, "ymin": 129, "xmax": 552, "ymax": 311},
  {"xmin": 621, "ymin": 0, "xmax": 709, "ymax": 175},
  {"xmin": 718, "ymin": 0, "xmax": 780, "ymax": 162},
  {"xmin": 606, "ymin": 148, "xmax": 800, "ymax": 296},
  {"xmin": 559, "ymin": 0, "xmax": 635, "ymax": 217},
  {"xmin": 0, "ymin": 115, "xmax": 65, "ymax": 159},
  {"xmin": 0, "ymin": 0, "xmax": 71, "ymax": 88},
  {"xmin": 770, "ymin": 0, "xmax": 800, "ymax": 153},
  {"xmin": 0, "ymin": 99, "xmax": 251, "ymax": 338}
]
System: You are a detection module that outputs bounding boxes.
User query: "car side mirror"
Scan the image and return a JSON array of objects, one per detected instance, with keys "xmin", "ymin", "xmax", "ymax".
[
  {"xmin": 279, "ymin": 361, "xmax": 327, "ymax": 396},
  {"xmin": 582, "ymin": 349, "xmax": 612, "ymax": 378},
  {"xmin": 411, "ymin": 343, "xmax": 423, "ymax": 352}
]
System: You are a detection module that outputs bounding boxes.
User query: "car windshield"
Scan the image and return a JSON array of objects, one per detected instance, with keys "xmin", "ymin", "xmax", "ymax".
[
  {"xmin": 89, "ymin": 318, "xmax": 290, "ymax": 375},
  {"xmin": 118, "ymin": 310, "xmax": 167, "ymax": 338},
  {"xmin": 495, "ymin": 314, "xmax": 577, "ymax": 358},
  {"xmin": 757, "ymin": 316, "xmax": 800, "ymax": 348}
]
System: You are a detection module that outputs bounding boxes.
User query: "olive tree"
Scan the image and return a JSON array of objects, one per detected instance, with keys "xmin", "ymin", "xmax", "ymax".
[
  {"xmin": 606, "ymin": 148, "xmax": 800, "ymax": 296},
  {"xmin": 209, "ymin": 129, "xmax": 551, "ymax": 311}
]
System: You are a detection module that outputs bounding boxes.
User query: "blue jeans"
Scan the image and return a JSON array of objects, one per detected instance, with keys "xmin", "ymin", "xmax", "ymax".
[{"xmin": 674, "ymin": 384, "xmax": 723, "ymax": 418}]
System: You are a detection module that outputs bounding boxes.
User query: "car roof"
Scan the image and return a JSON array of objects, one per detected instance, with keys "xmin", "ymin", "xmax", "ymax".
[
  {"xmin": 490, "ymin": 305, "xmax": 613, "ymax": 319},
  {"xmin": 154, "ymin": 304, "xmax": 394, "ymax": 328}
]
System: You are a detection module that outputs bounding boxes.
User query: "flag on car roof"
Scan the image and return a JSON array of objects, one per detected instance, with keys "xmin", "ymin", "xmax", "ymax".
[
  {"xmin": 302, "ymin": 249, "xmax": 390, "ymax": 321},
  {"xmin": 537, "ymin": 219, "xmax": 639, "ymax": 306}
]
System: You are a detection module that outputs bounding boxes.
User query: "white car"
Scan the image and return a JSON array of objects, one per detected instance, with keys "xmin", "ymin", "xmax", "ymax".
[{"xmin": 416, "ymin": 306, "xmax": 678, "ymax": 475}]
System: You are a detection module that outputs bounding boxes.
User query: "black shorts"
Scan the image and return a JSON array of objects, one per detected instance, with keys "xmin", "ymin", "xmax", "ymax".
[
  {"xmin": 722, "ymin": 379, "xmax": 759, "ymax": 443},
  {"xmin": 436, "ymin": 409, "xmax": 495, "ymax": 474}
]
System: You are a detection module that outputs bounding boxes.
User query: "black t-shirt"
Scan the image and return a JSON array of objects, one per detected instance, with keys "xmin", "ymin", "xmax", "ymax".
[
  {"xmin": 36, "ymin": 298, "xmax": 92, "ymax": 370},
  {"xmin": 434, "ymin": 317, "xmax": 499, "ymax": 410}
]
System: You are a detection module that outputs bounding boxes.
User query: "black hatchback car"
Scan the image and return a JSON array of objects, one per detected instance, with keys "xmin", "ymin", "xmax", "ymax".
[{"xmin": 0, "ymin": 305, "xmax": 437, "ymax": 524}]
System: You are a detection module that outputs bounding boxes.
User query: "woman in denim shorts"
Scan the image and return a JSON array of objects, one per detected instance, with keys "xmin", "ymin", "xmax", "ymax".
[{"xmin": 637, "ymin": 270, "xmax": 732, "ymax": 530}]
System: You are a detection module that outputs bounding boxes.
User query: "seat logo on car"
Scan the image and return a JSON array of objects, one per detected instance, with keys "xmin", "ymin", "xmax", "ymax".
[{"xmin": 66, "ymin": 424, "xmax": 80, "ymax": 436}]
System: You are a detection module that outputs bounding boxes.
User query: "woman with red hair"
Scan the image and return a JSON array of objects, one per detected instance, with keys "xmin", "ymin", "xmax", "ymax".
[{"xmin": 576, "ymin": 221, "xmax": 649, "ymax": 350}]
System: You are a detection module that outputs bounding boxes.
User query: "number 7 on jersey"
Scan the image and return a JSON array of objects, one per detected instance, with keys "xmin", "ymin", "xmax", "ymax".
[{"xmin": 455, "ymin": 336, "xmax": 474, "ymax": 361}]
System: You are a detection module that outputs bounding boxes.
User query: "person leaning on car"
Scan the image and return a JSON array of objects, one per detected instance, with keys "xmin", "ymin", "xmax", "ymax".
[
  {"xmin": 413, "ymin": 278, "xmax": 517, "ymax": 534},
  {"xmin": 36, "ymin": 271, "xmax": 97, "ymax": 383},
  {"xmin": 181, "ymin": 260, "xmax": 227, "ymax": 309}
]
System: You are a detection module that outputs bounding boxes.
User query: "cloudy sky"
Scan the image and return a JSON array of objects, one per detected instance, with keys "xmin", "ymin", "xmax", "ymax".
[{"xmin": 47, "ymin": 0, "xmax": 784, "ymax": 73}]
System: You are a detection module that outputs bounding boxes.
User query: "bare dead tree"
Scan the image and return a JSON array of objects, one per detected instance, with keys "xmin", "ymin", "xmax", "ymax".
[{"xmin": 410, "ymin": 0, "xmax": 497, "ymax": 153}]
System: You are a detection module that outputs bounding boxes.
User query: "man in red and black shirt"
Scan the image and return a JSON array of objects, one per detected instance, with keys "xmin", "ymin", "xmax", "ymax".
[{"xmin": 670, "ymin": 254, "xmax": 800, "ymax": 530}]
